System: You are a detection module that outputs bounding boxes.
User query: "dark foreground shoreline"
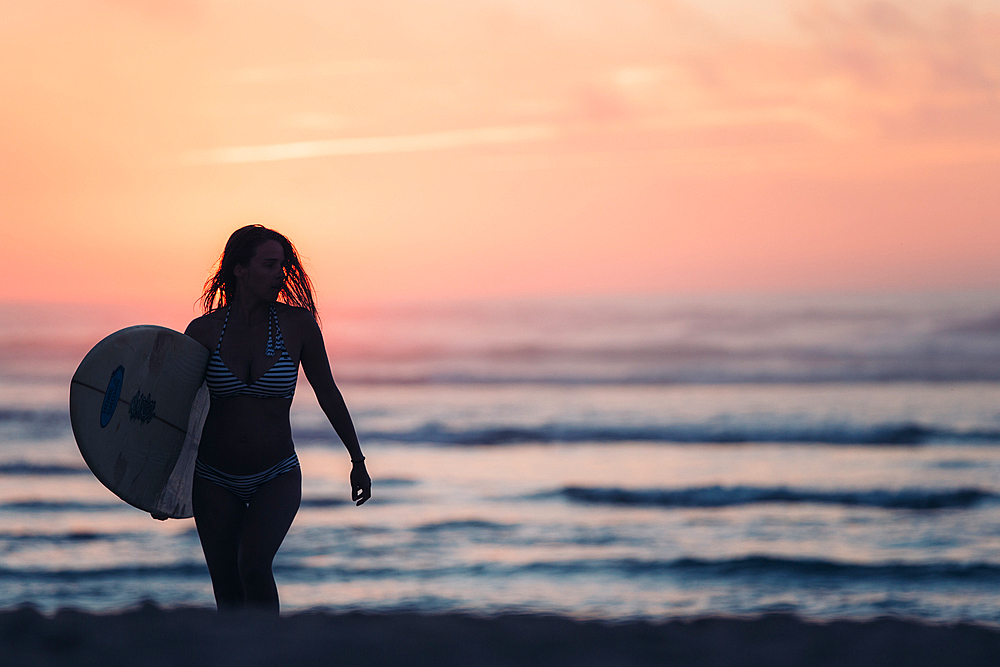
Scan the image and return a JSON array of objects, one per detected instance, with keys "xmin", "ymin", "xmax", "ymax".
[{"xmin": 3, "ymin": 605, "xmax": 999, "ymax": 667}]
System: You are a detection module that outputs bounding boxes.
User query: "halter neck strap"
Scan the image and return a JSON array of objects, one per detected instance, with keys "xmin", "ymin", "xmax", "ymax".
[{"xmin": 215, "ymin": 304, "xmax": 282, "ymax": 357}]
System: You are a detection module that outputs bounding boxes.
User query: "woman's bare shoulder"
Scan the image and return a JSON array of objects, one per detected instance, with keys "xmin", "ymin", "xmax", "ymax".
[
  {"xmin": 184, "ymin": 310, "xmax": 225, "ymax": 350},
  {"xmin": 275, "ymin": 304, "xmax": 318, "ymax": 327}
]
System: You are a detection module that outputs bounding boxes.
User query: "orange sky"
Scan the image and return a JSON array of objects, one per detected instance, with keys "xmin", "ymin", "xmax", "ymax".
[{"xmin": 2, "ymin": 0, "xmax": 999, "ymax": 306}]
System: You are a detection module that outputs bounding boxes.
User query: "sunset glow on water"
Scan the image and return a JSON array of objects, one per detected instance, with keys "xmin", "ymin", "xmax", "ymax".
[{"xmin": 4, "ymin": 296, "xmax": 1000, "ymax": 623}]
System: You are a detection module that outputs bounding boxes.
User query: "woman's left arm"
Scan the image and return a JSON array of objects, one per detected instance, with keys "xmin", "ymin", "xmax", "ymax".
[{"xmin": 298, "ymin": 312, "xmax": 371, "ymax": 505}]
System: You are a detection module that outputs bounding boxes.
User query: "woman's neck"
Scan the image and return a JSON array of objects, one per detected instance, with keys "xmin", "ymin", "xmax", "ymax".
[{"xmin": 229, "ymin": 294, "xmax": 272, "ymax": 325}]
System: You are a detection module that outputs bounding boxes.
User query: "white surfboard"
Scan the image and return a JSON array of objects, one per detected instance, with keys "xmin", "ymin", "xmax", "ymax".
[{"xmin": 70, "ymin": 326, "xmax": 210, "ymax": 519}]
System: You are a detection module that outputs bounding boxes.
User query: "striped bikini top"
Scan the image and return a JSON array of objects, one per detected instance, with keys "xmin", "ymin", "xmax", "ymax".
[{"xmin": 205, "ymin": 304, "xmax": 298, "ymax": 399}]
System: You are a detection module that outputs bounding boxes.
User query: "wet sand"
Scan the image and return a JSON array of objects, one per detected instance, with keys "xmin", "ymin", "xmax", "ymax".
[{"xmin": 3, "ymin": 604, "xmax": 999, "ymax": 666}]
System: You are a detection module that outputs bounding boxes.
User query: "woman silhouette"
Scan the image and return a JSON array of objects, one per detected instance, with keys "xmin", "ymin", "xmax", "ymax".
[{"xmin": 183, "ymin": 225, "xmax": 370, "ymax": 612}]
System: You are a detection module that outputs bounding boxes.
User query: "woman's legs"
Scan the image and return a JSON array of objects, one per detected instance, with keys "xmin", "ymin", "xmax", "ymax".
[
  {"xmin": 192, "ymin": 474, "xmax": 248, "ymax": 609},
  {"xmin": 238, "ymin": 466, "xmax": 301, "ymax": 611},
  {"xmin": 192, "ymin": 466, "xmax": 301, "ymax": 613}
]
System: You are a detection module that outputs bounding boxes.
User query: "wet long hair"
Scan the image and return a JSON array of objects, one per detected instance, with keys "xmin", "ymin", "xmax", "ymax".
[{"xmin": 200, "ymin": 225, "xmax": 318, "ymax": 320}]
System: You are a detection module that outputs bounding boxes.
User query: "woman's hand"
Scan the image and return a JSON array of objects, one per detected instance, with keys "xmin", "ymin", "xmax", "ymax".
[{"xmin": 351, "ymin": 461, "xmax": 371, "ymax": 506}]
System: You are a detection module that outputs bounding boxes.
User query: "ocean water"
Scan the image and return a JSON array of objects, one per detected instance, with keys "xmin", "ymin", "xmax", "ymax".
[{"xmin": 3, "ymin": 292, "xmax": 1000, "ymax": 623}]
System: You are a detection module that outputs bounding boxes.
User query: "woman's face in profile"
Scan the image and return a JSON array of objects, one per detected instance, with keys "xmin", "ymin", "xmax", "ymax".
[{"xmin": 236, "ymin": 239, "xmax": 286, "ymax": 301}]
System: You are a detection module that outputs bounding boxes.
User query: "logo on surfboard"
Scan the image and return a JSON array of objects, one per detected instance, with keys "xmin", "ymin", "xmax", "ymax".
[
  {"xmin": 100, "ymin": 366, "xmax": 125, "ymax": 428},
  {"xmin": 129, "ymin": 389, "xmax": 157, "ymax": 425}
]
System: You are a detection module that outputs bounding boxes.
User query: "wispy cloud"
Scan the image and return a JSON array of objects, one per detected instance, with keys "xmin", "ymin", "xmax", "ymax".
[
  {"xmin": 173, "ymin": 0, "xmax": 1000, "ymax": 171},
  {"xmin": 181, "ymin": 124, "xmax": 558, "ymax": 165}
]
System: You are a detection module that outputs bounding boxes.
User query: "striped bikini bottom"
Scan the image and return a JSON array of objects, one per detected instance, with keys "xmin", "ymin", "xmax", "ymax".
[{"xmin": 194, "ymin": 453, "xmax": 300, "ymax": 503}]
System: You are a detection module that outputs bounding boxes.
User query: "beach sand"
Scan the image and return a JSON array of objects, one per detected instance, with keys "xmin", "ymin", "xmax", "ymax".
[{"xmin": 2, "ymin": 605, "xmax": 999, "ymax": 666}]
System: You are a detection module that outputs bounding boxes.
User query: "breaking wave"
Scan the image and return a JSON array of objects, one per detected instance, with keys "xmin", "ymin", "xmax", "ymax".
[
  {"xmin": 549, "ymin": 485, "xmax": 997, "ymax": 510},
  {"xmin": 292, "ymin": 422, "xmax": 1000, "ymax": 446}
]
